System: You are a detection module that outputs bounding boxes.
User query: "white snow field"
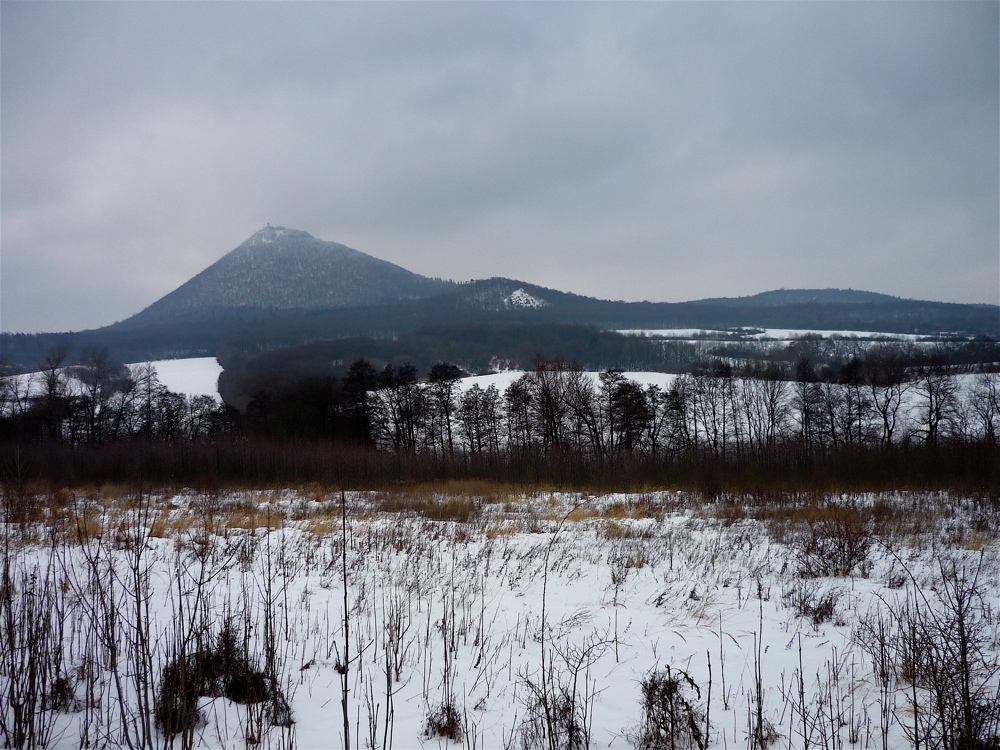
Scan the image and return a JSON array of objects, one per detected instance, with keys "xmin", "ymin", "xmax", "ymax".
[
  {"xmin": 5, "ymin": 489, "xmax": 998, "ymax": 749},
  {"xmin": 617, "ymin": 329, "xmax": 933, "ymax": 341},
  {"xmin": 7, "ymin": 357, "xmax": 223, "ymax": 400},
  {"xmin": 146, "ymin": 357, "xmax": 223, "ymax": 399}
]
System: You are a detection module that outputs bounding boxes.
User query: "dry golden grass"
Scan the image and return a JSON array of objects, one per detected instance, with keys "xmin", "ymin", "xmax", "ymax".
[
  {"xmin": 373, "ymin": 492, "xmax": 481, "ymax": 523},
  {"xmin": 552, "ymin": 506, "xmax": 600, "ymax": 522},
  {"xmin": 146, "ymin": 511, "xmax": 203, "ymax": 538},
  {"xmin": 12, "ymin": 486, "xmax": 996, "ymax": 558},
  {"xmin": 384, "ymin": 479, "xmax": 522, "ymax": 507},
  {"xmin": 603, "ymin": 520, "xmax": 629, "ymax": 539},
  {"xmin": 603, "ymin": 504, "xmax": 629, "ymax": 520},
  {"xmin": 225, "ymin": 508, "xmax": 285, "ymax": 531},
  {"xmin": 303, "ymin": 517, "xmax": 342, "ymax": 537},
  {"xmin": 96, "ymin": 482, "xmax": 136, "ymax": 502},
  {"xmin": 71, "ymin": 516, "xmax": 103, "ymax": 544},
  {"xmin": 485, "ymin": 522, "xmax": 521, "ymax": 539}
]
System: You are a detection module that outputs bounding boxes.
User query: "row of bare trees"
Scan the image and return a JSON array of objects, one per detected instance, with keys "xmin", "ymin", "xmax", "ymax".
[
  {"xmin": 310, "ymin": 355, "xmax": 1000, "ymax": 460},
  {"xmin": 0, "ymin": 347, "xmax": 229, "ymax": 445},
  {"xmin": 447, "ymin": 359, "xmax": 1000, "ymax": 462},
  {"xmin": 3, "ymin": 348, "xmax": 999, "ymax": 464}
]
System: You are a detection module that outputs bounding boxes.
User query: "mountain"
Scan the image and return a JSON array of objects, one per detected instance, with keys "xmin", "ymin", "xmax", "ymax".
[
  {"xmin": 113, "ymin": 226, "xmax": 454, "ymax": 329},
  {"xmin": 2, "ymin": 227, "xmax": 998, "ymax": 373}
]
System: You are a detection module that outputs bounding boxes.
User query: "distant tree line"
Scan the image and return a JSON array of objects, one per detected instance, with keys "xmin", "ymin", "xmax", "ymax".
[
  {"xmin": 235, "ymin": 353, "xmax": 1000, "ymax": 456},
  {"xmin": 2, "ymin": 344, "xmax": 998, "ymax": 492},
  {"xmin": 0, "ymin": 346, "xmax": 233, "ymax": 445}
]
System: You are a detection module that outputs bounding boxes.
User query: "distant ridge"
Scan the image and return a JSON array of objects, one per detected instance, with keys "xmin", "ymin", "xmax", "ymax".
[
  {"xmin": 113, "ymin": 226, "xmax": 453, "ymax": 329},
  {"xmin": 692, "ymin": 289, "xmax": 902, "ymax": 307},
  {"xmin": 2, "ymin": 226, "xmax": 997, "ymax": 373}
]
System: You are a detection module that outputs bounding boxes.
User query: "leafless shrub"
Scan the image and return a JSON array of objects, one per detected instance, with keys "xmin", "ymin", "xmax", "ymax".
[
  {"xmin": 517, "ymin": 674, "xmax": 590, "ymax": 750},
  {"xmin": 795, "ymin": 504, "xmax": 873, "ymax": 578},
  {"xmin": 855, "ymin": 553, "xmax": 1000, "ymax": 750},
  {"xmin": 627, "ymin": 666, "xmax": 707, "ymax": 750},
  {"xmin": 782, "ymin": 581, "xmax": 843, "ymax": 628},
  {"xmin": 44, "ymin": 673, "xmax": 81, "ymax": 714},
  {"xmin": 154, "ymin": 618, "xmax": 292, "ymax": 737},
  {"xmin": 0, "ymin": 552, "xmax": 67, "ymax": 748},
  {"xmin": 516, "ymin": 634, "xmax": 607, "ymax": 750},
  {"xmin": 423, "ymin": 701, "xmax": 463, "ymax": 741}
]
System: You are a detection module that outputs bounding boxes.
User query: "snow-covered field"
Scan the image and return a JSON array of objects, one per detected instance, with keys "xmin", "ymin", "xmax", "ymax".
[
  {"xmin": 4, "ymin": 489, "xmax": 998, "ymax": 749},
  {"xmin": 618, "ymin": 329, "xmax": 933, "ymax": 342},
  {"xmin": 145, "ymin": 357, "xmax": 223, "ymax": 398},
  {"xmin": 8, "ymin": 358, "xmax": 223, "ymax": 400}
]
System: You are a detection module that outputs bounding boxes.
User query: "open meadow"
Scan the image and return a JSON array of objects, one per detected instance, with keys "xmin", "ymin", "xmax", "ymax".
[{"xmin": 2, "ymin": 484, "xmax": 998, "ymax": 749}]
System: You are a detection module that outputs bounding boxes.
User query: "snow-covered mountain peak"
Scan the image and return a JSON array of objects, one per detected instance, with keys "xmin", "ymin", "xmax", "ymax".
[
  {"xmin": 247, "ymin": 225, "xmax": 299, "ymax": 245},
  {"xmin": 505, "ymin": 288, "xmax": 549, "ymax": 309},
  {"xmin": 117, "ymin": 227, "xmax": 454, "ymax": 326}
]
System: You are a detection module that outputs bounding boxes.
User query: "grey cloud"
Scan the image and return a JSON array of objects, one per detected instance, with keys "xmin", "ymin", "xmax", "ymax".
[{"xmin": 2, "ymin": 1, "xmax": 996, "ymax": 333}]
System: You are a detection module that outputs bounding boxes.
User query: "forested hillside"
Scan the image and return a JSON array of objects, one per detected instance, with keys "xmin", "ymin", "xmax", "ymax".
[{"xmin": 2, "ymin": 227, "xmax": 996, "ymax": 373}]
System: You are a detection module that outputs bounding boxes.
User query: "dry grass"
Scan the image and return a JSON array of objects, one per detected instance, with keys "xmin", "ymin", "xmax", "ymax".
[
  {"xmin": 485, "ymin": 522, "xmax": 521, "ymax": 539},
  {"xmin": 375, "ymin": 493, "xmax": 481, "ymax": 523},
  {"xmin": 384, "ymin": 479, "xmax": 521, "ymax": 505},
  {"xmin": 303, "ymin": 517, "xmax": 342, "ymax": 537},
  {"xmin": 11, "ymin": 486, "xmax": 999, "ymax": 562},
  {"xmin": 225, "ymin": 508, "xmax": 285, "ymax": 531},
  {"xmin": 547, "ymin": 506, "xmax": 600, "ymax": 523},
  {"xmin": 603, "ymin": 520, "xmax": 630, "ymax": 539}
]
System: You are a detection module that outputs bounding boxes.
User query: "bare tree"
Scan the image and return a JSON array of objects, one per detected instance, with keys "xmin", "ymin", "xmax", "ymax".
[
  {"xmin": 343, "ymin": 358, "xmax": 379, "ymax": 446},
  {"xmin": 967, "ymin": 371, "xmax": 1000, "ymax": 446},
  {"xmin": 914, "ymin": 361, "xmax": 962, "ymax": 445},
  {"xmin": 504, "ymin": 375, "xmax": 534, "ymax": 454},
  {"xmin": 39, "ymin": 346, "xmax": 70, "ymax": 441},
  {"xmin": 793, "ymin": 358, "xmax": 824, "ymax": 455},
  {"xmin": 77, "ymin": 347, "xmax": 126, "ymax": 445},
  {"xmin": 864, "ymin": 346, "xmax": 915, "ymax": 446},
  {"xmin": 427, "ymin": 363, "xmax": 463, "ymax": 457}
]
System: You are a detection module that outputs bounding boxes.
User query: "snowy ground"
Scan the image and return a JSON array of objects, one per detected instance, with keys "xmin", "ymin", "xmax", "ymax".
[
  {"xmin": 616, "ymin": 329, "xmax": 937, "ymax": 341},
  {"xmin": 5, "ymin": 489, "xmax": 998, "ymax": 749},
  {"xmin": 146, "ymin": 357, "xmax": 223, "ymax": 399},
  {"xmin": 8, "ymin": 357, "xmax": 223, "ymax": 400}
]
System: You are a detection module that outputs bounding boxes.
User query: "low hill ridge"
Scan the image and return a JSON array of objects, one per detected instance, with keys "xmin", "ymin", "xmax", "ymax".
[{"xmin": 692, "ymin": 289, "xmax": 902, "ymax": 307}]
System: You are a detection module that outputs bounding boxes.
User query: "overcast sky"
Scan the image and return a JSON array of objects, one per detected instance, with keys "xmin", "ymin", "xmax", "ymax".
[{"xmin": 2, "ymin": 1, "xmax": 997, "ymax": 334}]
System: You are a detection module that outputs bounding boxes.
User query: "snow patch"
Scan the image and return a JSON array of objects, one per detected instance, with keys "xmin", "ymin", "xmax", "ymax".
[
  {"xmin": 248, "ymin": 225, "xmax": 288, "ymax": 245},
  {"xmin": 505, "ymin": 288, "xmax": 549, "ymax": 309},
  {"xmin": 147, "ymin": 357, "xmax": 222, "ymax": 399},
  {"xmin": 619, "ymin": 328, "xmax": 942, "ymax": 342}
]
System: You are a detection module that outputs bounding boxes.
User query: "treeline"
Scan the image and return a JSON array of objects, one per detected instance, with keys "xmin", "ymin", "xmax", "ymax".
[
  {"xmin": 236, "ymin": 355, "xmax": 1000, "ymax": 455},
  {"xmin": 216, "ymin": 322, "xmax": 668, "ymax": 410},
  {"xmin": 2, "ymin": 344, "xmax": 999, "ymax": 492},
  {"xmin": 0, "ymin": 347, "xmax": 235, "ymax": 446}
]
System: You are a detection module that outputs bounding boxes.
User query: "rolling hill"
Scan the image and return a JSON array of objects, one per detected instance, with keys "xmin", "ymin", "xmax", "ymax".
[{"xmin": 2, "ymin": 227, "xmax": 997, "ymax": 373}]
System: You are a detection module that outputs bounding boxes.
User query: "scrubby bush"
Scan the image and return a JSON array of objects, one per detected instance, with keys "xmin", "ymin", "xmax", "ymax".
[
  {"xmin": 628, "ymin": 666, "xmax": 707, "ymax": 750},
  {"xmin": 423, "ymin": 701, "xmax": 463, "ymax": 742},
  {"xmin": 154, "ymin": 619, "xmax": 292, "ymax": 737},
  {"xmin": 781, "ymin": 581, "xmax": 843, "ymax": 628},
  {"xmin": 795, "ymin": 504, "xmax": 873, "ymax": 578},
  {"xmin": 855, "ymin": 555, "xmax": 1000, "ymax": 750}
]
